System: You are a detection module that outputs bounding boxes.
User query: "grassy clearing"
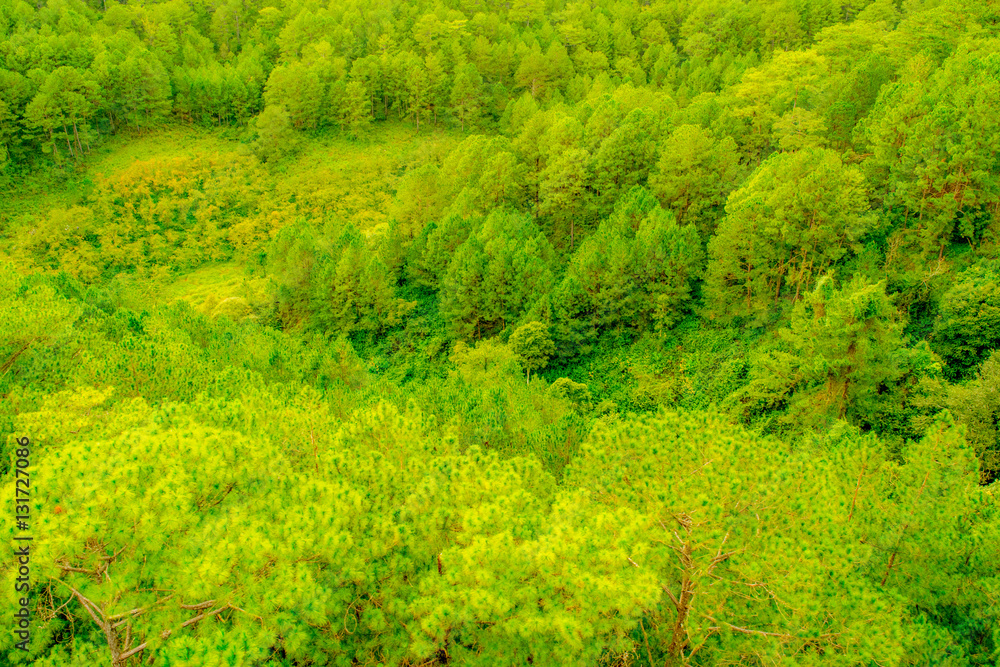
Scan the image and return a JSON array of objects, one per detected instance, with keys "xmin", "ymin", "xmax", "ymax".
[
  {"xmin": 155, "ymin": 261, "xmax": 271, "ymax": 315},
  {"xmin": 86, "ymin": 125, "xmax": 248, "ymax": 178},
  {"xmin": 275, "ymin": 121, "xmax": 461, "ymax": 230},
  {"xmin": 1, "ymin": 121, "xmax": 463, "ymax": 311}
]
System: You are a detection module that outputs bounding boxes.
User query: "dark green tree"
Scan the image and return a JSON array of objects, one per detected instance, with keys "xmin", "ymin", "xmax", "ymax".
[{"xmin": 704, "ymin": 148, "xmax": 875, "ymax": 325}]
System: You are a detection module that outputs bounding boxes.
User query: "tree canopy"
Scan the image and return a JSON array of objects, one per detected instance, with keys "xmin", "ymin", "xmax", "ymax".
[{"xmin": 3, "ymin": 0, "xmax": 1000, "ymax": 664}]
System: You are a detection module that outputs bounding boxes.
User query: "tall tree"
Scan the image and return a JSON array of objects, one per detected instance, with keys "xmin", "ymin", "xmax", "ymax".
[
  {"xmin": 850, "ymin": 412, "xmax": 998, "ymax": 661},
  {"xmin": 24, "ymin": 66, "xmax": 98, "ymax": 163},
  {"xmin": 338, "ymin": 79, "xmax": 371, "ymax": 139},
  {"xmin": 860, "ymin": 44, "xmax": 1000, "ymax": 260},
  {"xmin": 450, "ymin": 62, "xmax": 483, "ymax": 131},
  {"xmin": 736, "ymin": 274, "xmax": 931, "ymax": 432},
  {"xmin": 930, "ymin": 260, "xmax": 1000, "ymax": 381},
  {"xmin": 704, "ymin": 148, "xmax": 875, "ymax": 325},
  {"xmin": 264, "ymin": 61, "xmax": 324, "ymax": 130},
  {"xmin": 311, "ymin": 227, "xmax": 415, "ymax": 336},
  {"xmin": 252, "ymin": 104, "xmax": 298, "ymax": 162},
  {"xmin": 441, "ymin": 211, "xmax": 555, "ymax": 339},
  {"xmin": 565, "ymin": 410, "xmax": 910, "ymax": 666},
  {"xmin": 648, "ymin": 124, "xmax": 741, "ymax": 238}
]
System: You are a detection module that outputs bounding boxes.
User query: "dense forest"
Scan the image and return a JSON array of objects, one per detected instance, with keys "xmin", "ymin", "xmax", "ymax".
[{"xmin": 1, "ymin": 0, "xmax": 999, "ymax": 664}]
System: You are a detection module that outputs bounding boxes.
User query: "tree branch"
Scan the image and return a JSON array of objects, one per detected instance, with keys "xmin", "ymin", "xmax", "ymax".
[{"xmin": 118, "ymin": 605, "xmax": 232, "ymax": 662}]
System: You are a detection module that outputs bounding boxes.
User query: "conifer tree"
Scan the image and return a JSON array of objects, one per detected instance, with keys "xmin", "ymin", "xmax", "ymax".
[
  {"xmin": 555, "ymin": 188, "xmax": 702, "ymax": 337},
  {"xmin": 566, "ymin": 410, "xmax": 908, "ymax": 665},
  {"xmin": 850, "ymin": 413, "xmax": 998, "ymax": 660},
  {"xmin": 588, "ymin": 108, "xmax": 659, "ymax": 218},
  {"xmin": 649, "ymin": 124, "xmax": 740, "ymax": 237},
  {"xmin": 450, "ymin": 62, "xmax": 483, "ymax": 131},
  {"xmin": 704, "ymin": 148, "xmax": 875, "ymax": 324},
  {"xmin": 441, "ymin": 211, "xmax": 555, "ymax": 339},
  {"xmin": 339, "ymin": 79, "xmax": 371, "ymax": 139},
  {"xmin": 931, "ymin": 260, "xmax": 1000, "ymax": 381},
  {"xmin": 252, "ymin": 104, "xmax": 298, "ymax": 162},
  {"xmin": 311, "ymin": 227, "xmax": 415, "ymax": 336},
  {"xmin": 408, "ymin": 213, "xmax": 476, "ymax": 290},
  {"xmin": 861, "ymin": 43, "xmax": 1000, "ymax": 259},
  {"xmin": 738, "ymin": 274, "xmax": 933, "ymax": 432},
  {"xmin": 264, "ymin": 62, "xmax": 324, "ymax": 130}
]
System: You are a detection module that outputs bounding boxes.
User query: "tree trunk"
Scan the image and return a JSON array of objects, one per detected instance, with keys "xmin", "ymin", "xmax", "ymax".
[
  {"xmin": 73, "ymin": 122, "xmax": 83, "ymax": 155},
  {"xmin": 745, "ymin": 261, "xmax": 754, "ymax": 311},
  {"xmin": 667, "ymin": 542, "xmax": 695, "ymax": 665},
  {"xmin": 62, "ymin": 122, "xmax": 75, "ymax": 160},
  {"xmin": 881, "ymin": 470, "xmax": 931, "ymax": 586},
  {"xmin": 534, "ymin": 157, "xmax": 541, "ymax": 219}
]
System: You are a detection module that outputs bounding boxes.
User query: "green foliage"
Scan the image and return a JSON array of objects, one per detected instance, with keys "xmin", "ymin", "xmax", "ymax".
[
  {"xmin": 914, "ymin": 351, "xmax": 1000, "ymax": 484},
  {"xmin": 849, "ymin": 413, "xmax": 999, "ymax": 663},
  {"xmin": 860, "ymin": 43, "xmax": 1000, "ymax": 260},
  {"xmin": 545, "ymin": 377, "xmax": 592, "ymax": 411},
  {"xmin": 438, "ymin": 135, "xmax": 524, "ymax": 216},
  {"xmin": 408, "ymin": 212, "xmax": 476, "ymax": 290},
  {"xmin": 393, "ymin": 163, "xmax": 446, "ymax": 240},
  {"xmin": 550, "ymin": 187, "xmax": 702, "ymax": 352},
  {"xmin": 735, "ymin": 274, "xmax": 936, "ymax": 434},
  {"xmin": 14, "ymin": 152, "xmax": 274, "ymax": 280},
  {"xmin": 566, "ymin": 410, "xmax": 910, "ymax": 665},
  {"xmin": 440, "ymin": 210, "xmax": 555, "ymax": 339},
  {"xmin": 337, "ymin": 80, "xmax": 372, "ymax": 139},
  {"xmin": 648, "ymin": 124, "xmax": 741, "ymax": 237},
  {"xmin": 450, "ymin": 62, "xmax": 483, "ymax": 131},
  {"xmin": 931, "ymin": 260, "xmax": 1000, "ymax": 381},
  {"xmin": 509, "ymin": 321, "xmax": 555, "ymax": 383},
  {"xmin": 264, "ymin": 61, "xmax": 324, "ymax": 130},
  {"xmin": 448, "ymin": 337, "xmax": 522, "ymax": 387},
  {"xmin": 705, "ymin": 148, "xmax": 875, "ymax": 325},
  {"xmin": 3, "ymin": 1, "xmax": 1000, "ymax": 664},
  {"xmin": 726, "ymin": 49, "xmax": 830, "ymax": 162},
  {"xmin": 253, "ymin": 104, "xmax": 299, "ymax": 162},
  {"xmin": 311, "ymin": 226, "xmax": 416, "ymax": 337},
  {"xmin": 587, "ymin": 107, "xmax": 661, "ymax": 218},
  {"xmin": 0, "ymin": 261, "xmax": 84, "ymax": 394},
  {"xmin": 267, "ymin": 222, "xmax": 415, "ymax": 337}
]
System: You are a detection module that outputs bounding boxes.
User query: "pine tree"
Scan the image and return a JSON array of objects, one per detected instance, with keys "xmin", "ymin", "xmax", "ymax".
[
  {"xmin": 588, "ymin": 108, "xmax": 659, "ymax": 218},
  {"xmin": 931, "ymin": 260, "xmax": 1000, "ymax": 380},
  {"xmin": 704, "ymin": 148, "xmax": 875, "ymax": 325},
  {"xmin": 450, "ymin": 62, "xmax": 483, "ymax": 131},
  {"xmin": 737, "ymin": 274, "xmax": 933, "ymax": 432},
  {"xmin": 860, "ymin": 46, "xmax": 1000, "ymax": 259},
  {"xmin": 340, "ymin": 79, "xmax": 371, "ymax": 139},
  {"xmin": 441, "ymin": 211, "xmax": 555, "ymax": 339},
  {"xmin": 851, "ymin": 413, "xmax": 996, "ymax": 661},
  {"xmin": 565, "ymin": 410, "xmax": 908, "ymax": 665},
  {"xmin": 252, "ymin": 104, "xmax": 298, "ymax": 162},
  {"xmin": 264, "ymin": 61, "xmax": 324, "ymax": 129},
  {"xmin": 311, "ymin": 227, "xmax": 415, "ymax": 336}
]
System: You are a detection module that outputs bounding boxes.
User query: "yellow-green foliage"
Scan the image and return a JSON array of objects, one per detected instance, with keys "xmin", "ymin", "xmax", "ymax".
[{"xmin": 7, "ymin": 384, "xmax": 994, "ymax": 666}]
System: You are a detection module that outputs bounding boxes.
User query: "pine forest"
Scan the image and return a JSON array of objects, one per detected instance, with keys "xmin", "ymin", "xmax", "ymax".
[{"xmin": 1, "ymin": 0, "xmax": 999, "ymax": 664}]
